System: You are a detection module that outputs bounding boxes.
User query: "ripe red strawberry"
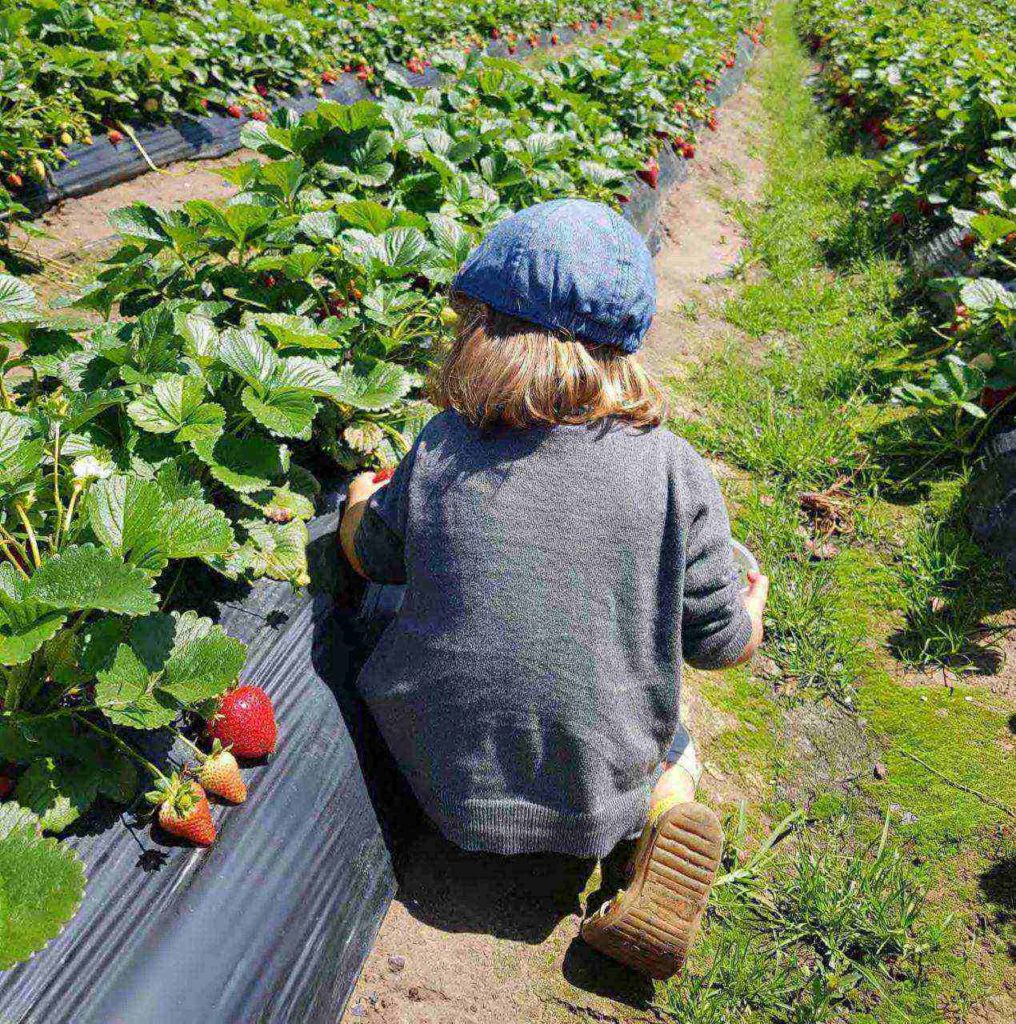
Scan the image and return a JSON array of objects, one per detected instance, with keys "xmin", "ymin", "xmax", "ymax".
[
  {"xmin": 148, "ymin": 775, "xmax": 216, "ymax": 846},
  {"xmin": 255, "ymin": 83, "xmax": 268, "ymax": 98},
  {"xmin": 589, "ymin": 21, "xmax": 598, "ymax": 31},
  {"xmin": 959, "ymin": 232, "xmax": 975, "ymax": 250},
  {"xmin": 681, "ymin": 142, "xmax": 696, "ymax": 159},
  {"xmin": 4, "ymin": 172, "xmax": 22, "ymax": 189},
  {"xmin": 550, "ymin": 33, "xmax": 559, "ymax": 45},
  {"xmin": 227, "ymin": 104, "xmax": 244, "ymax": 119},
  {"xmin": 0, "ymin": 763, "xmax": 17, "ymax": 799},
  {"xmin": 200, "ymin": 98, "xmax": 209, "ymax": 109},
  {"xmin": 373, "ymin": 467, "xmax": 396, "ymax": 484},
  {"xmin": 322, "ymin": 69, "xmax": 338, "ymax": 84},
  {"xmin": 982, "ymin": 386, "xmax": 1015, "ymax": 412},
  {"xmin": 890, "ymin": 211, "xmax": 905, "ymax": 227},
  {"xmin": 617, "ymin": 192, "xmax": 631, "ymax": 204},
  {"xmin": 491, "ymin": 28, "xmax": 499, "ymax": 40},
  {"xmin": 674, "ymin": 101, "xmax": 685, "ymax": 113},
  {"xmin": 508, "ymin": 44, "xmax": 517, "ymax": 54},
  {"xmin": 917, "ymin": 198, "xmax": 932, "ymax": 216},
  {"xmin": 198, "ymin": 741, "xmax": 247, "ymax": 804},
  {"xmin": 251, "ymin": 110, "xmax": 269, "ymax": 122},
  {"xmin": 207, "ymin": 685, "xmax": 277, "ymax": 759},
  {"xmin": 637, "ymin": 158, "xmax": 659, "ymax": 189},
  {"xmin": 107, "ymin": 129, "xmax": 124, "ymax": 145}
]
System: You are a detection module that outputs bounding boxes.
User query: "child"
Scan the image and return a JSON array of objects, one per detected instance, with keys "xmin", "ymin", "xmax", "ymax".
[{"xmin": 339, "ymin": 198, "xmax": 768, "ymax": 979}]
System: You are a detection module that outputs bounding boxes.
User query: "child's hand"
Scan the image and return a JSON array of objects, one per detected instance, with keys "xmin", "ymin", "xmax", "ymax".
[
  {"xmin": 741, "ymin": 569, "xmax": 766, "ymax": 655},
  {"xmin": 735, "ymin": 571, "xmax": 769, "ymax": 664},
  {"xmin": 348, "ymin": 469, "xmax": 392, "ymax": 506}
]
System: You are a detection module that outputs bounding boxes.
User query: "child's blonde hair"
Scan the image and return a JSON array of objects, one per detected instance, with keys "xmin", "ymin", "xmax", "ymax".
[{"xmin": 431, "ymin": 296, "xmax": 666, "ymax": 431}]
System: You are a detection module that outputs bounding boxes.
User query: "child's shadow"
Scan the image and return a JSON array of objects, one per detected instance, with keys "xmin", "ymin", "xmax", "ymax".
[{"xmin": 383, "ymin": 793, "xmax": 653, "ymax": 1008}]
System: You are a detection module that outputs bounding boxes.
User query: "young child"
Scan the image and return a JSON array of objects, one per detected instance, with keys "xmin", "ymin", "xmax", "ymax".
[{"xmin": 339, "ymin": 198, "xmax": 768, "ymax": 979}]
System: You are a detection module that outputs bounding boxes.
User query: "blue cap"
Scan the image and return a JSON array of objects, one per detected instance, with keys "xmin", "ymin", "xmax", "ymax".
[{"xmin": 451, "ymin": 199, "xmax": 656, "ymax": 354}]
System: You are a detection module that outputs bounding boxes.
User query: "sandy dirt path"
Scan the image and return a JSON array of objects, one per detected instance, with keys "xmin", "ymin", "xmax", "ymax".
[{"xmin": 341, "ymin": 50, "xmax": 770, "ymax": 1024}]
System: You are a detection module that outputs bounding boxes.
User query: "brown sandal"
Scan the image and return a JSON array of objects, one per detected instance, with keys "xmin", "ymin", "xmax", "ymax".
[{"xmin": 581, "ymin": 800, "xmax": 723, "ymax": 979}]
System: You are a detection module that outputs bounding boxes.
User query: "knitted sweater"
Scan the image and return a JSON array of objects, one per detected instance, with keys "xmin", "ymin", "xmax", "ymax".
[{"xmin": 354, "ymin": 410, "xmax": 752, "ymax": 858}]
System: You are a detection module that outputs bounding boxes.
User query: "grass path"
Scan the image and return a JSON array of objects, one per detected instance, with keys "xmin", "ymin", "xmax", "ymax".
[{"xmin": 662, "ymin": 3, "xmax": 1015, "ymax": 1021}]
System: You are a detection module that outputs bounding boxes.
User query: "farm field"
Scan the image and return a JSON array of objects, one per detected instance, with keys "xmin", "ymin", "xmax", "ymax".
[{"xmin": 0, "ymin": 0, "xmax": 1014, "ymax": 1021}]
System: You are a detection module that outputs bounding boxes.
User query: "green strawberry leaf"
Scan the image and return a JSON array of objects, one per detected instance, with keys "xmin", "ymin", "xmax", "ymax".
[
  {"xmin": 86, "ymin": 475, "xmax": 168, "ymax": 572},
  {"xmin": 0, "ymin": 803, "xmax": 86, "ymax": 970},
  {"xmin": 241, "ymin": 386, "xmax": 317, "ymax": 439},
  {"xmin": 28, "ymin": 545, "xmax": 158, "ymax": 616},
  {"xmin": 0, "ymin": 564, "xmax": 68, "ymax": 667},
  {"xmin": 96, "ymin": 643, "xmax": 178, "ymax": 729},
  {"xmin": 159, "ymin": 498, "xmax": 235, "ymax": 560},
  {"xmin": 14, "ymin": 758, "xmax": 99, "ymax": 833},
  {"xmin": 333, "ymin": 361, "xmax": 416, "ymax": 410},
  {"xmin": 219, "ymin": 327, "xmax": 279, "ymax": 386},
  {"xmin": 249, "ymin": 313, "xmax": 343, "ymax": 351},
  {"xmin": 0, "ymin": 274, "xmax": 37, "ymax": 323},
  {"xmin": 126, "ymin": 375, "xmax": 225, "ymax": 443},
  {"xmin": 239, "ymin": 518, "xmax": 310, "ymax": 586},
  {"xmin": 189, "ymin": 434, "xmax": 289, "ymax": 494},
  {"xmin": 0, "ymin": 412, "xmax": 45, "ymax": 488},
  {"xmin": 159, "ymin": 630, "xmax": 246, "ymax": 705}
]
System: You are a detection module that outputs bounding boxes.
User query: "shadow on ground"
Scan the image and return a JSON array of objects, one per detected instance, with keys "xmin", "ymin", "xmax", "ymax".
[
  {"xmin": 384, "ymin": 821, "xmax": 654, "ymax": 1007},
  {"xmin": 979, "ymin": 856, "xmax": 1016, "ymax": 963}
]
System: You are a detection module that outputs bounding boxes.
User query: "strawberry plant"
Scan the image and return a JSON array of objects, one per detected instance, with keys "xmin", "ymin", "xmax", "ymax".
[
  {"xmin": 800, "ymin": 0, "xmax": 1016, "ymax": 437},
  {"xmin": 0, "ymin": 0, "xmax": 664, "ymax": 237}
]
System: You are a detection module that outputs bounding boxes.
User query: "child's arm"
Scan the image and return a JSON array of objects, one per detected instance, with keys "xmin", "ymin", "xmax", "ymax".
[
  {"xmin": 339, "ymin": 472, "xmax": 390, "ymax": 579},
  {"xmin": 340, "ymin": 448, "xmax": 417, "ymax": 584},
  {"xmin": 678, "ymin": 447, "xmax": 768, "ymax": 669}
]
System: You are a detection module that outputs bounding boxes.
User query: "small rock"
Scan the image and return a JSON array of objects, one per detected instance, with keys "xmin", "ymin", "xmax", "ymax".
[
  {"xmin": 873, "ymin": 761, "xmax": 888, "ymax": 780},
  {"xmin": 901, "ymin": 810, "xmax": 919, "ymax": 825},
  {"xmin": 349, "ymin": 1005, "xmax": 367, "ymax": 1019},
  {"xmin": 387, "ymin": 954, "xmax": 406, "ymax": 973}
]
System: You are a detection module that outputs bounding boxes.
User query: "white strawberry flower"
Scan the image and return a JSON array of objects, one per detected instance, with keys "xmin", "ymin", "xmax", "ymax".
[{"xmin": 71, "ymin": 455, "xmax": 114, "ymax": 484}]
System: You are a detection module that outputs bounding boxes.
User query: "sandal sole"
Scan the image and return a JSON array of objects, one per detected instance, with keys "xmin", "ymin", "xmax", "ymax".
[{"xmin": 580, "ymin": 802, "xmax": 723, "ymax": 980}]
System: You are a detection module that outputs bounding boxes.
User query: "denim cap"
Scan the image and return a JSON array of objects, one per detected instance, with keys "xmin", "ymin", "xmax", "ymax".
[{"xmin": 451, "ymin": 199, "xmax": 656, "ymax": 353}]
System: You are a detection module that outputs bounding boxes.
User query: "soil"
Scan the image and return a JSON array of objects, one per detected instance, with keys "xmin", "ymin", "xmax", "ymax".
[
  {"xmin": 342, "ymin": 53, "xmax": 771, "ymax": 1024},
  {"xmin": 25, "ymin": 153, "xmax": 248, "ymax": 263}
]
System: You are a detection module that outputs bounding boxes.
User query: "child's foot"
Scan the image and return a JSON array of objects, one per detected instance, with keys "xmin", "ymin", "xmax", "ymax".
[{"xmin": 580, "ymin": 797, "xmax": 723, "ymax": 979}]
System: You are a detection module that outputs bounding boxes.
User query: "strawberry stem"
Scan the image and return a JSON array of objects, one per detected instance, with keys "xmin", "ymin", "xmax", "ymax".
[
  {"xmin": 172, "ymin": 730, "xmax": 207, "ymax": 762},
  {"xmin": 72, "ymin": 713, "xmax": 166, "ymax": 781}
]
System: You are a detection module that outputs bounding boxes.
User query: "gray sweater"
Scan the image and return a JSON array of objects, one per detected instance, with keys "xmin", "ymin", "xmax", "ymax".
[{"xmin": 354, "ymin": 410, "xmax": 752, "ymax": 858}]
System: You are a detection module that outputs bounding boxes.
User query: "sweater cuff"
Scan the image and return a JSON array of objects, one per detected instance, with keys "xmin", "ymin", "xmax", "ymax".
[{"xmin": 685, "ymin": 607, "xmax": 754, "ymax": 670}]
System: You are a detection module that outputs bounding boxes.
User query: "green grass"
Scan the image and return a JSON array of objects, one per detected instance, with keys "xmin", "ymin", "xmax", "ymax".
[{"xmin": 658, "ymin": 2, "xmax": 1016, "ymax": 1020}]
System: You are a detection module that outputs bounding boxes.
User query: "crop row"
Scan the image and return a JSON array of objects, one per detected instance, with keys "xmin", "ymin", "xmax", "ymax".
[
  {"xmin": 797, "ymin": 0, "xmax": 1016, "ymax": 434},
  {"xmin": 0, "ymin": 0, "xmax": 657, "ymax": 221},
  {"xmin": 0, "ymin": 0, "xmax": 764, "ymax": 964}
]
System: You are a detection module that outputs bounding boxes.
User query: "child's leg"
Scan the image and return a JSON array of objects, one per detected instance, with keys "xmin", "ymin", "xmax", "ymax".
[
  {"xmin": 650, "ymin": 729, "xmax": 700, "ymax": 813},
  {"xmin": 582, "ymin": 733, "xmax": 722, "ymax": 979}
]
